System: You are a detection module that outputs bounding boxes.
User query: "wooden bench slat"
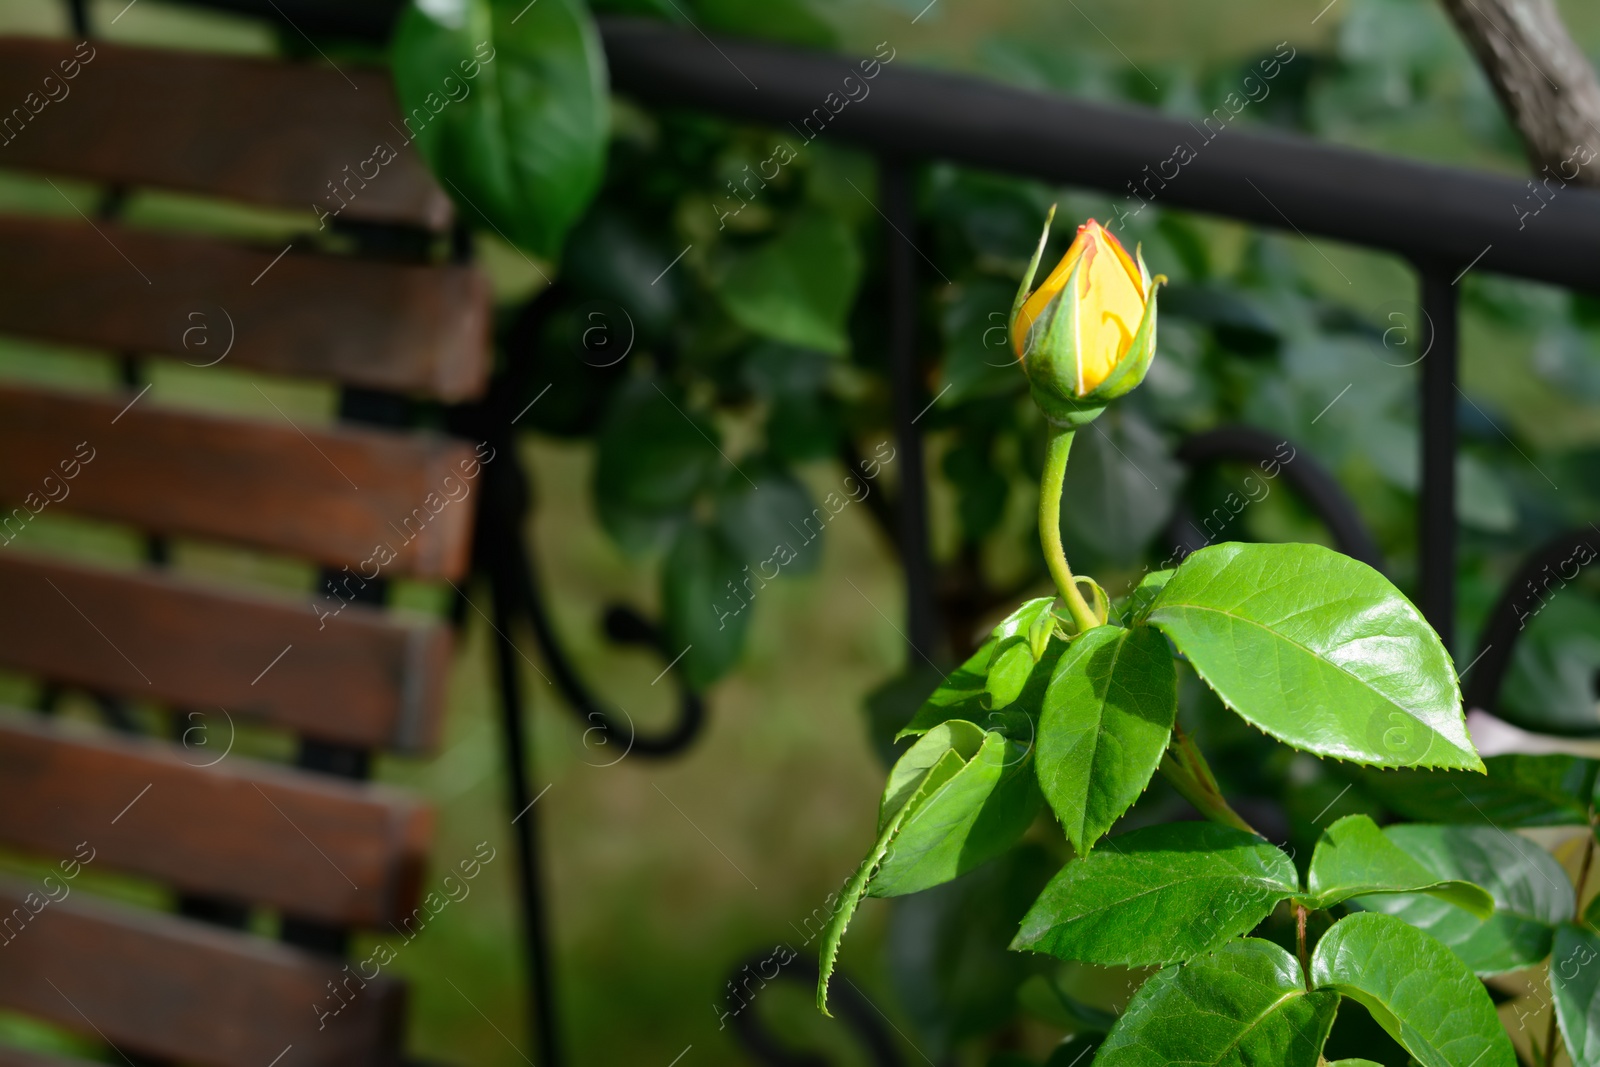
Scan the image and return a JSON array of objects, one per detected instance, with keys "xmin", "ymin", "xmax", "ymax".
[
  {"xmin": 0, "ymin": 36, "xmax": 452, "ymax": 230},
  {"xmin": 0, "ymin": 384, "xmax": 481, "ymax": 579},
  {"xmin": 0, "ymin": 876, "xmax": 404, "ymax": 1067},
  {"xmin": 0, "ymin": 550, "xmax": 450, "ymax": 752},
  {"xmin": 0, "ymin": 713, "xmax": 431, "ymax": 927},
  {"xmin": 0, "ymin": 1047, "xmax": 106, "ymax": 1067},
  {"xmin": 0, "ymin": 215, "xmax": 490, "ymax": 401}
]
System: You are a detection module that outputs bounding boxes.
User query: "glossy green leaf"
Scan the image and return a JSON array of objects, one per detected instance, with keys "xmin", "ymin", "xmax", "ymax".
[
  {"xmin": 1035, "ymin": 624, "xmax": 1176, "ymax": 853},
  {"xmin": 392, "ymin": 0, "xmax": 607, "ymax": 261},
  {"xmin": 871, "ymin": 727, "xmax": 1042, "ymax": 897},
  {"xmin": 816, "ymin": 745, "xmax": 966, "ymax": 1016},
  {"xmin": 715, "ymin": 209, "xmax": 862, "ymax": 355},
  {"xmin": 1146, "ymin": 542, "xmax": 1479, "ymax": 770},
  {"xmin": 1326, "ymin": 1061, "xmax": 1384, "ymax": 1066},
  {"xmin": 881, "ymin": 721, "xmax": 987, "ymax": 831},
  {"xmin": 1352, "ymin": 823, "xmax": 1573, "ymax": 976},
  {"xmin": 1311, "ymin": 912, "xmax": 1517, "ymax": 1067},
  {"xmin": 661, "ymin": 522, "xmax": 749, "ymax": 688},
  {"xmin": 986, "ymin": 598, "xmax": 1057, "ymax": 711},
  {"xmin": 1012, "ymin": 822, "xmax": 1297, "ymax": 967},
  {"xmin": 1552, "ymin": 923, "xmax": 1600, "ymax": 1067},
  {"xmin": 1302, "ymin": 814, "xmax": 1494, "ymax": 917},
  {"xmin": 594, "ymin": 378, "xmax": 720, "ymax": 554},
  {"xmin": 1094, "ymin": 939, "xmax": 1338, "ymax": 1066},
  {"xmin": 1361, "ymin": 755, "xmax": 1594, "ymax": 828},
  {"xmin": 897, "ymin": 624, "xmax": 1066, "ymax": 743}
]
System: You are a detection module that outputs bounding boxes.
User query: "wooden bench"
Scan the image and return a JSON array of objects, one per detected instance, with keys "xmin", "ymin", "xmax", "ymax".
[{"xmin": 0, "ymin": 34, "xmax": 489, "ymax": 1067}]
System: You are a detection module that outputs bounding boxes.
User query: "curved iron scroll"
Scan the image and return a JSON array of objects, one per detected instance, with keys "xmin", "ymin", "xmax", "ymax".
[
  {"xmin": 1463, "ymin": 527, "xmax": 1600, "ymax": 731},
  {"xmin": 723, "ymin": 951, "xmax": 905, "ymax": 1067},
  {"xmin": 516, "ymin": 524, "xmax": 707, "ymax": 757},
  {"xmin": 1166, "ymin": 424, "xmax": 1385, "ymax": 571}
]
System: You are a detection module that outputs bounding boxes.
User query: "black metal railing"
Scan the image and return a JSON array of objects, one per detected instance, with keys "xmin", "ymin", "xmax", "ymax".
[{"xmin": 66, "ymin": 3, "xmax": 1600, "ymax": 1063}]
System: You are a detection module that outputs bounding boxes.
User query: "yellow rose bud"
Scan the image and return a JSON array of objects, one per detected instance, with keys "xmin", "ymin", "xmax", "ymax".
[{"xmin": 1008, "ymin": 209, "xmax": 1164, "ymax": 426}]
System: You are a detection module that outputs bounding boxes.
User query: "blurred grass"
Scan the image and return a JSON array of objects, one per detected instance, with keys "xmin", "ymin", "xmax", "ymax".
[{"xmin": 0, "ymin": 0, "xmax": 1597, "ymax": 1063}]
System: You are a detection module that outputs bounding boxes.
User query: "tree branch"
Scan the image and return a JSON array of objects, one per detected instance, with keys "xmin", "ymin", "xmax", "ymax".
[{"xmin": 1438, "ymin": 0, "xmax": 1600, "ymax": 186}]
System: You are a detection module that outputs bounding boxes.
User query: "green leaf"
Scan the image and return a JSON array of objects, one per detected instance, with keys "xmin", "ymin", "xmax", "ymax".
[
  {"xmin": 896, "ymin": 643, "xmax": 993, "ymax": 741},
  {"xmin": 1121, "ymin": 568, "xmax": 1174, "ymax": 626},
  {"xmin": 897, "ymin": 627, "xmax": 1066, "ymax": 743},
  {"xmin": 1146, "ymin": 542, "xmax": 1479, "ymax": 770},
  {"xmin": 1035, "ymin": 624, "xmax": 1176, "ymax": 853},
  {"xmin": 1011, "ymin": 822, "xmax": 1297, "ymax": 967},
  {"xmin": 816, "ymin": 745, "xmax": 967, "ymax": 1016},
  {"xmin": 1361, "ymin": 755, "xmax": 1594, "ymax": 828},
  {"xmin": 713, "ymin": 461, "xmax": 820, "ymax": 575},
  {"xmin": 1325, "ymin": 1061, "xmax": 1385, "ymax": 1066},
  {"xmin": 1311, "ymin": 912, "xmax": 1517, "ymax": 1067},
  {"xmin": 594, "ymin": 378, "xmax": 720, "ymax": 554},
  {"xmin": 392, "ymin": 0, "xmax": 608, "ymax": 261},
  {"xmin": 881, "ymin": 721, "xmax": 987, "ymax": 831},
  {"xmin": 661, "ymin": 521, "xmax": 749, "ymax": 688},
  {"xmin": 1094, "ymin": 939, "xmax": 1338, "ymax": 1066},
  {"xmin": 714, "ymin": 209, "xmax": 862, "ymax": 354},
  {"xmin": 986, "ymin": 598, "xmax": 1057, "ymax": 711},
  {"xmin": 1351, "ymin": 823, "xmax": 1574, "ymax": 976},
  {"xmin": 1552, "ymin": 923, "xmax": 1600, "ymax": 1067},
  {"xmin": 871, "ymin": 726, "xmax": 1043, "ymax": 897},
  {"xmin": 1302, "ymin": 815, "xmax": 1494, "ymax": 917}
]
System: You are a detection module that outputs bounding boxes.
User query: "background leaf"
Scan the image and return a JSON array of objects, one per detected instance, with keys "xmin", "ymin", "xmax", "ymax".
[
  {"xmin": 1303, "ymin": 814, "xmax": 1494, "ymax": 917},
  {"xmin": 1059, "ymin": 408, "xmax": 1182, "ymax": 568},
  {"xmin": 594, "ymin": 378, "xmax": 721, "ymax": 554},
  {"xmin": 1311, "ymin": 912, "xmax": 1517, "ymax": 1067},
  {"xmin": 1035, "ymin": 624, "xmax": 1176, "ymax": 853},
  {"xmin": 1361, "ymin": 755, "xmax": 1594, "ymax": 828},
  {"xmin": 715, "ymin": 209, "xmax": 862, "ymax": 354},
  {"xmin": 661, "ymin": 521, "xmax": 750, "ymax": 689},
  {"xmin": 1552, "ymin": 923, "xmax": 1600, "ymax": 1067},
  {"xmin": 1351, "ymin": 823, "xmax": 1574, "ymax": 976},
  {"xmin": 1012, "ymin": 822, "xmax": 1297, "ymax": 967},
  {"xmin": 1147, "ymin": 541, "xmax": 1477, "ymax": 770},
  {"xmin": 392, "ymin": 0, "xmax": 608, "ymax": 260},
  {"xmin": 1094, "ymin": 939, "xmax": 1337, "ymax": 1066},
  {"xmin": 713, "ymin": 460, "xmax": 820, "ymax": 575},
  {"xmin": 887, "ymin": 846, "xmax": 1056, "ymax": 1056}
]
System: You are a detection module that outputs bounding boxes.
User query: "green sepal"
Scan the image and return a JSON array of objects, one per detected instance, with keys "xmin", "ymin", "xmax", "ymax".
[{"xmin": 1010, "ymin": 203, "xmax": 1057, "ymax": 334}]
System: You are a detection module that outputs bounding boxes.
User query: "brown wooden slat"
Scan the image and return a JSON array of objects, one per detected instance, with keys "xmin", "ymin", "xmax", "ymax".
[
  {"xmin": 0, "ymin": 216, "xmax": 490, "ymax": 401},
  {"xmin": 0, "ymin": 876, "xmax": 403, "ymax": 1067},
  {"xmin": 0, "ymin": 713, "xmax": 431, "ymax": 927},
  {"xmin": 0, "ymin": 550, "xmax": 450, "ymax": 752},
  {"xmin": 0, "ymin": 384, "xmax": 481, "ymax": 579},
  {"xmin": 0, "ymin": 36, "xmax": 451, "ymax": 230},
  {"xmin": 0, "ymin": 1048, "xmax": 104, "ymax": 1067}
]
